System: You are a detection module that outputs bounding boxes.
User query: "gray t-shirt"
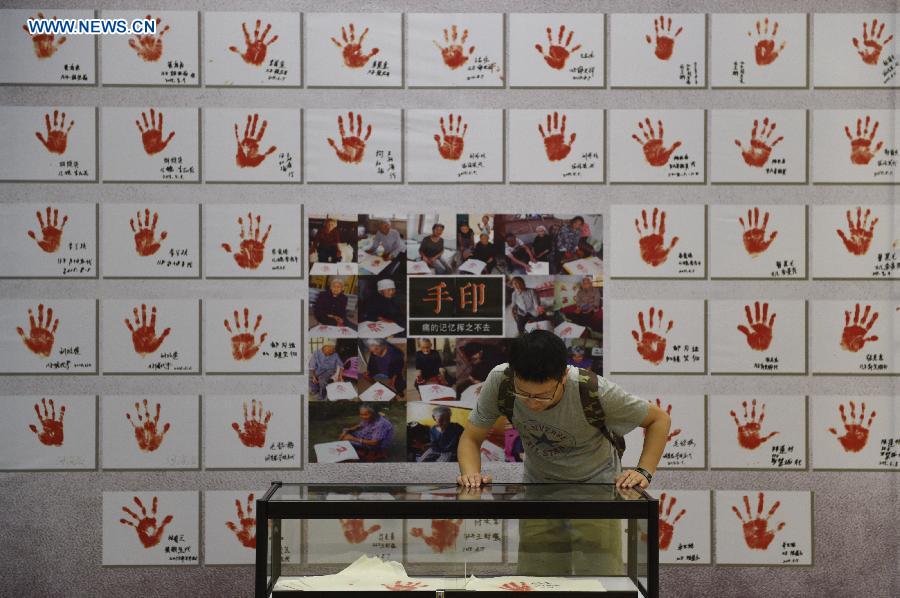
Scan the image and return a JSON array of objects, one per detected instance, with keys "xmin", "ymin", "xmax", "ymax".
[{"xmin": 468, "ymin": 364, "xmax": 649, "ymax": 483}]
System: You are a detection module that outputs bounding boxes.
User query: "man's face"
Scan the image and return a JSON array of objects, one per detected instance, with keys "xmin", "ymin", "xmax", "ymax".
[
  {"xmin": 514, "ymin": 375, "xmax": 564, "ymax": 412},
  {"xmin": 322, "ymin": 345, "xmax": 336, "ymax": 356},
  {"xmin": 380, "ymin": 288, "xmax": 396, "ymax": 299},
  {"xmin": 359, "ymin": 408, "xmax": 374, "ymax": 422}
]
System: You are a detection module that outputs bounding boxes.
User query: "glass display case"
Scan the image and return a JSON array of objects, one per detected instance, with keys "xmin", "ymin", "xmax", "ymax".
[{"xmin": 256, "ymin": 482, "xmax": 658, "ymax": 597}]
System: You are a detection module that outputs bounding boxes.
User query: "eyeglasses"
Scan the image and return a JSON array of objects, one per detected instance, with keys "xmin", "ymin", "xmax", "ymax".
[{"xmin": 512, "ymin": 377, "xmax": 561, "ymax": 403}]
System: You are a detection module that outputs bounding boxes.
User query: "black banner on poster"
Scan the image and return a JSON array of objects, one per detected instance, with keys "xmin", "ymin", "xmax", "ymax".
[{"xmin": 407, "ymin": 275, "xmax": 505, "ymax": 336}]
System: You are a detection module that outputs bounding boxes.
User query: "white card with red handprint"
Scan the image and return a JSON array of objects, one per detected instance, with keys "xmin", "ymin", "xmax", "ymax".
[
  {"xmin": 0, "ymin": 203, "xmax": 96, "ymax": 278},
  {"xmin": 310, "ymin": 262, "xmax": 358, "ymax": 276},
  {"xmin": 101, "ymin": 300, "xmax": 199, "ymax": 374},
  {"xmin": 203, "ymin": 108, "xmax": 300, "ymax": 182},
  {"xmin": 709, "ymin": 300, "xmax": 807, "ymax": 374},
  {"xmin": 508, "ymin": 109, "xmax": 604, "ymax": 182},
  {"xmin": 608, "ymin": 110, "xmax": 705, "ymax": 183},
  {"xmin": 610, "ymin": 204, "xmax": 705, "ymax": 279},
  {"xmin": 609, "ymin": 14, "xmax": 706, "ymax": 87},
  {"xmin": 204, "ymin": 490, "xmax": 302, "ymax": 564},
  {"xmin": 406, "ymin": 518, "xmax": 502, "ymax": 563},
  {"xmin": 561, "ymin": 256, "xmax": 603, "ymax": 277},
  {"xmin": 304, "ymin": 109, "xmax": 401, "ymax": 182},
  {"xmin": 205, "ymin": 204, "xmax": 302, "ymax": 278},
  {"xmin": 315, "ymin": 440, "xmax": 360, "ymax": 463},
  {"xmin": 204, "ymin": 12, "xmax": 301, "ymax": 87},
  {"xmin": 306, "ymin": 518, "xmax": 403, "ymax": 564},
  {"xmin": 406, "ymin": 109, "xmax": 503, "ymax": 182},
  {"xmin": 102, "ymin": 491, "xmax": 199, "ymax": 565},
  {"xmin": 646, "ymin": 490, "xmax": 711, "ymax": 564},
  {"xmin": 100, "ymin": 107, "xmax": 199, "ymax": 182},
  {"xmin": 0, "ymin": 9, "xmax": 96, "ymax": 84},
  {"xmin": 710, "ymin": 14, "xmax": 807, "ymax": 88},
  {"xmin": 306, "ymin": 13, "xmax": 402, "ymax": 87},
  {"xmin": 418, "ymin": 383, "xmax": 457, "ymax": 403},
  {"xmin": 100, "ymin": 395, "xmax": 198, "ymax": 470},
  {"xmin": 358, "ymin": 252, "xmax": 391, "ymax": 275},
  {"xmin": 812, "ymin": 395, "xmax": 900, "ymax": 469},
  {"xmin": 359, "ymin": 382, "xmax": 396, "ymax": 402},
  {"xmin": 326, "ymin": 381, "xmax": 358, "ymax": 401},
  {"xmin": 623, "ymin": 395, "xmax": 706, "ymax": 469},
  {"xmin": 205, "ymin": 300, "xmax": 302, "ymax": 373},
  {"xmin": 710, "ymin": 205, "xmax": 806, "ymax": 279},
  {"xmin": 101, "ymin": 204, "xmax": 199, "ymax": 278},
  {"xmin": 407, "ymin": 13, "xmax": 504, "ymax": 87},
  {"xmin": 358, "ymin": 321, "xmax": 405, "ymax": 339},
  {"xmin": 714, "ymin": 490, "xmax": 812, "ymax": 565},
  {"xmin": 99, "ymin": 10, "xmax": 199, "ymax": 86},
  {"xmin": 811, "ymin": 205, "xmax": 899, "ymax": 279},
  {"xmin": 710, "ymin": 395, "xmax": 807, "ymax": 469},
  {"xmin": 0, "ymin": 106, "xmax": 96, "ymax": 181},
  {"xmin": 810, "ymin": 300, "xmax": 896, "ymax": 374},
  {"xmin": 0, "ymin": 395, "xmax": 95, "ymax": 470},
  {"xmin": 203, "ymin": 395, "xmax": 301, "ymax": 468},
  {"xmin": 0, "ymin": 299, "xmax": 96, "ymax": 374},
  {"xmin": 812, "ymin": 110, "xmax": 900, "ymax": 183},
  {"xmin": 508, "ymin": 14, "xmax": 605, "ymax": 87},
  {"xmin": 608, "ymin": 300, "xmax": 706, "ymax": 374},
  {"xmin": 711, "ymin": 110, "xmax": 807, "ymax": 183},
  {"xmin": 813, "ymin": 14, "xmax": 899, "ymax": 87}
]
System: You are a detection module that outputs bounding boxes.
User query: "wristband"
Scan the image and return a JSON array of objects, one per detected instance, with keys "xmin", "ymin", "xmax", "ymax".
[{"xmin": 632, "ymin": 466, "xmax": 653, "ymax": 483}]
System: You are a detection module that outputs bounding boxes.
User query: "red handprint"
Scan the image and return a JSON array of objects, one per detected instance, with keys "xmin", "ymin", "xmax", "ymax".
[
  {"xmin": 128, "ymin": 15, "xmax": 169, "ymax": 62},
  {"xmin": 119, "ymin": 496, "xmax": 173, "ymax": 549},
  {"xmin": 226, "ymin": 493, "xmax": 257, "ymax": 548},
  {"xmin": 632, "ymin": 118, "xmax": 682, "ymax": 167},
  {"xmin": 125, "ymin": 399, "xmax": 170, "ymax": 452},
  {"xmin": 135, "ymin": 109, "xmax": 175, "ymax": 155},
  {"xmin": 845, "ymin": 116, "xmax": 884, "ymax": 165},
  {"xmin": 35, "ymin": 110, "xmax": 74, "ymax": 155},
  {"xmin": 499, "ymin": 581, "xmax": 533, "ymax": 591},
  {"xmin": 730, "ymin": 399, "xmax": 778, "ymax": 450},
  {"xmin": 27, "ymin": 206, "xmax": 68, "ymax": 253},
  {"xmin": 535, "ymin": 25, "xmax": 581, "ymax": 70},
  {"xmin": 646, "ymin": 399, "xmax": 681, "ymax": 442},
  {"xmin": 631, "ymin": 307, "xmax": 674, "ymax": 365},
  {"xmin": 539, "ymin": 111, "xmax": 576, "ymax": 162},
  {"xmin": 16, "ymin": 303, "xmax": 58, "ymax": 357},
  {"xmin": 28, "ymin": 398, "xmax": 65, "ymax": 446},
  {"xmin": 339, "ymin": 519, "xmax": 382, "ymax": 544},
  {"xmin": 749, "ymin": 18, "xmax": 786, "ymax": 66},
  {"xmin": 840, "ymin": 303, "xmax": 879, "ymax": 352},
  {"xmin": 231, "ymin": 399, "xmax": 272, "ymax": 448},
  {"xmin": 657, "ymin": 492, "xmax": 686, "ymax": 550},
  {"xmin": 635, "ymin": 207, "xmax": 679, "ymax": 266},
  {"xmin": 229, "ymin": 20, "xmax": 278, "ymax": 66},
  {"xmin": 731, "ymin": 492, "xmax": 785, "ymax": 550},
  {"xmin": 410, "ymin": 518, "xmax": 464, "ymax": 553},
  {"xmin": 221, "ymin": 212, "xmax": 271, "ymax": 270},
  {"xmin": 645, "ymin": 15, "xmax": 683, "ymax": 61},
  {"xmin": 130, "ymin": 209, "xmax": 167, "ymax": 256},
  {"xmin": 124, "ymin": 304, "xmax": 171, "ymax": 356},
  {"xmin": 22, "ymin": 12, "xmax": 67, "ymax": 59},
  {"xmin": 836, "ymin": 207, "xmax": 878, "ymax": 255},
  {"xmin": 224, "ymin": 307, "xmax": 268, "ymax": 361},
  {"xmin": 829, "ymin": 401, "xmax": 876, "ymax": 453},
  {"xmin": 739, "ymin": 207, "xmax": 778, "ymax": 256},
  {"xmin": 234, "ymin": 113, "xmax": 277, "ymax": 168},
  {"xmin": 327, "ymin": 112, "xmax": 371, "ymax": 164},
  {"xmin": 434, "ymin": 113, "xmax": 467, "ymax": 160},
  {"xmin": 434, "ymin": 25, "xmax": 474, "ymax": 69},
  {"xmin": 737, "ymin": 301, "xmax": 776, "ymax": 351},
  {"xmin": 852, "ymin": 18, "xmax": 894, "ymax": 66},
  {"xmin": 383, "ymin": 581, "xmax": 427, "ymax": 591},
  {"xmin": 734, "ymin": 117, "xmax": 783, "ymax": 168},
  {"xmin": 331, "ymin": 23, "xmax": 379, "ymax": 68}
]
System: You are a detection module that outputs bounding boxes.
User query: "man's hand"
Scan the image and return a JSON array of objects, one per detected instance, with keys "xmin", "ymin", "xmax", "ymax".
[
  {"xmin": 457, "ymin": 472, "xmax": 492, "ymax": 487},
  {"xmin": 615, "ymin": 468, "xmax": 650, "ymax": 490}
]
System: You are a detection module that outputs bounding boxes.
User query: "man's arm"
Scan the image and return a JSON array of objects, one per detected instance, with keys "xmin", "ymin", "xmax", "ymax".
[
  {"xmin": 614, "ymin": 402, "xmax": 671, "ymax": 489},
  {"xmin": 457, "ymin": 421, "xmax": 493, "ymax": 487}
]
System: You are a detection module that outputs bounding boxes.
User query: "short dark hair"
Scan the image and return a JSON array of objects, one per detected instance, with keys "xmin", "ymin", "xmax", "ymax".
[
  {"xmin": 509, "ymin": 331, "xmax": 567, "ymax": 382},
  {"xmin": 432, "ymin": 223, "xmax": 444, "ymax": 232},
  {"xmin": 571, "ymin": 215, "xmax": 585, "ymax": 225}
]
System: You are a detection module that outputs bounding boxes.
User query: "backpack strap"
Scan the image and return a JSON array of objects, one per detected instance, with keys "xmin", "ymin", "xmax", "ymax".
[
  {"xmin": 575, "ymin": 368, "xmax": 627, "ymax": 460},
  {"xmin": 497, "ymin": 366, "xmax": 516, "ymax": 423}
]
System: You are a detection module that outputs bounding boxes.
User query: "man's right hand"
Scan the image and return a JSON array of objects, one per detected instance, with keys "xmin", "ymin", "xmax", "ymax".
[{"xmin": 457, "ymin": 472, "xmax": 492, "ymax": 487}]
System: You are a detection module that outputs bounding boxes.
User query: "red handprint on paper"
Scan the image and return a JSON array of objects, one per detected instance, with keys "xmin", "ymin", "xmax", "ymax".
[
  {"xmin": 22, "ymin": 12, "xmax": 67, "ymax": 59},
  {"xmin": 135, "ymin": 109, "xmax": 175, "ymax": 155},
  {"xmin": 632, "ymin": 118, "xmax": 681, "ymax": 167},
  {"xmin": 29, "ymin": 398, "xmax": 65, "ymax": 446},
  {"xmin": 383, "ymin": 581, "xmax": 428, "ymax": 591},
  {"xmin": 410, "ymin": 518, "xmax": 464, "ymax": 553},
  {"xmin": 845, "ymin": 116, "xmax": 884, "ymax": 165},
  {"xmin": 128, "ymin": 15, "xmax": 169, "ymax": 62},
  {"xmin": 737, "ymin": 301, "xmax": 776, "ymax": 351},
  {"xmin": 16, "ymin": 303, "xmax": 58, "ymax": 357},
  {"xmin": 852, "ymin": 18, "xmax": 894, "ymax": 65},
  {"xmin": 739, "ymin": 207, "xmax": 778, "ymax": 256},
  {"xmin": 730, "ymin": 399, "xmax": 778, "ymax": 450},
  {"xmin": 124, "ymin": 304, "xmax": 171, "ymax": 356},
  {"xmin": 327, "ymin": 111, "xmax": 372, "ymax": 164},
  {"xmin": 539, "ymin": 111, "xmax": 576, "ymax": 162},
  {"xmin": 749, "ymin": 18, "xmax": 786, "ymax": 66},
  {"xmin": 231, "ymin": 399, "xmax": 271, "ymax": 448},
  {"xmin": 645, "ymin": 399, "xmax": 681, "ymax": 442},
  {"xmin": 535, "ymin": 25, "xmax": 581, "ymax": 70},
  {"xmin": 829, "ymin": 401, "xmax": 876, "ymax": 453},
  {"xmin": 35, "ymin": 110, "xmax": 74, "ymax": 155},
  {"xmin": 224, "ymin": 307, "xmax": 268, "ymax": 361},
  {"xmin": 226, "ymin": 493, "xmax": 257, "ymax": 549},
  {"xmin": 229, "ymin": 20, "xmax": 278, "ymax": 66},
  {"xmin": 331, "ymin": 23, "xmax": 379, "ymax": 68},
  {"xmin": 126, "ymin": 399, "xmax": 170, "ymax": 452},
  {"xmin": 645, "ymin": 15, "xmax": 683, "ymax": 61},
  {"xmin": 130, "ymin": 209, "xmax": 167, "ymax": 256},
  {"xmin": 732, "ymin": 492, "xmax": 785, "ymax": 550},
  {"xmin": 836, "ymin": 207, "xmax": 878, "ymax": 256},
  {"xmin": 635, "ymin": 207, "xmax": 679, "ymax": 266},
  {"xmin": 734, "ymin": 117, "xmax": 783, "ymax": 168},
  {"xmin": 434, "ymin": 25, "xmax": 474, "ymax": 69},
  {"xmin": 434, "ymin": 113, "xmax": 467, "ymax": 160},
  {"xmin": 221, "ymin": 212, "xmax": 271, "ymax": 270},
  {"xmin": 499, "ymin": 581, "xmax": 533, "ymax": 592},
  {"xmin": 840, "ymin": 303, "xmax": 879, "ymax": 352},
  {"xmin": 27, "ymin": 206, "xmax": 68, "ymax": 253},
  {"xmin": 657, "ymin": 492, "xmax": 686, "ymax": 550},
  {"xmin": 339, "ymin": 519, "xmax": 382, "ymax": 544},
  {"xmin": 119, "ymin": 496, "xmax": 173, "ymax": 549},
  {"xmin": 235, "ymin": 113, "xmax": 277, "ymax": 168},
  {"xmin": 631, "ymin": 307, "xmax": 673, "ymax": 365}
]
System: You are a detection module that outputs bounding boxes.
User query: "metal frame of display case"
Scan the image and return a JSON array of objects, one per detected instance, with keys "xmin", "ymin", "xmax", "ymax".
[{"xmin": 256, "ymin": 482, "xmax": 658, "ymax": 598}]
